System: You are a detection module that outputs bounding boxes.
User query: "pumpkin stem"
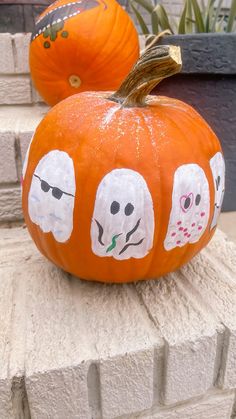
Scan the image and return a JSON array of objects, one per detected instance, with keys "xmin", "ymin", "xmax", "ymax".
[{"xmin": 109, "ymin": 45, "xmax": 182, "ymax": 108}]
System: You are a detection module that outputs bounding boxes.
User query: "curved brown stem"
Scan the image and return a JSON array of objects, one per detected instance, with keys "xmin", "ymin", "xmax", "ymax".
[{"xmin": 109, "ymin": 45, "xmax": 182, "ymax": 108}]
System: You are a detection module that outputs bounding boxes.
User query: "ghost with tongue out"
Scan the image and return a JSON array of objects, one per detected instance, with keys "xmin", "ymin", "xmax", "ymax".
[
  {"xmin": 91, "ymin": 168, "xmax": 155, "ymax": 260},
  {"xmin": 164, "ymin": 163, "xmax": 210, "ymax": 251}
]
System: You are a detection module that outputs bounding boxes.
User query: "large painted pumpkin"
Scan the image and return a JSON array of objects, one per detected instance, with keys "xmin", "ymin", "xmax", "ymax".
[
  {"xmin": 29, "ymin": 0, "xmax": 139, "ymax": 106},
  {"xmin": 22, "ymin": 46, "xmax": 225, "ymax": 283}
]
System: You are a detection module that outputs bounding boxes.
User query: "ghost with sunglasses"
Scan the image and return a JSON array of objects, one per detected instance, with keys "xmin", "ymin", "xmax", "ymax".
[{"xmin": 28, "ymin": 150, "xmax": 76, "ymax": 242}]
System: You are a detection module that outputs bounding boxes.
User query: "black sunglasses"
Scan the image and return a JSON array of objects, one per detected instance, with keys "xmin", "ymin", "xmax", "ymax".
[{"xmin": 33, "ymin": 174, "xmax": 74, "ymax": 200}]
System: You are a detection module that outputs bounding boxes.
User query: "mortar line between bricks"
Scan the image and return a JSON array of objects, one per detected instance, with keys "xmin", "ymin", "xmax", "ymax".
[
  {"xmin": 116, "ymin": 388, "xmax": 236, "ymax": 419},
  {"xmin": 87, "ymin": 362, "xmax": 103, "ymax": 419},
  {"xmin": 214, "ymin": 326, "xmax": 231, "ymax": 388},
  {"xmin": 11, "ymin": 35, "xmax": 18, "ymax": 74},
  {"xmin": 0, "ymin": 182, "xmax": 20, "ymax": 190},
  {"xmin": 230, "ymin": 389, "xmax": 236, "ymax": 418},
  {"xmin": 132, "ymin": 284, "xmax": 168, "ymax": 407},
  {"xmin": 6, "ymin": 256, "xmax": 31, "ymax": 418},
  {"xmin": 0, "ymin": 73, "xmax": 30, "ymax": 78},
  {"xmin": 11, "ymin": 376, "xmax": 31, "ymax": 419},
  {"xmin": 14, "ymin": 134, "xmax": 23, "ymax": 182}
]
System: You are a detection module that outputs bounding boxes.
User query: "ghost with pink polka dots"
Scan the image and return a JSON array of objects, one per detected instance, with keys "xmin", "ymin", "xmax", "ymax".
[{"xmin": 164, "ymin": 163, "xmax": 210, "ymax": 251}]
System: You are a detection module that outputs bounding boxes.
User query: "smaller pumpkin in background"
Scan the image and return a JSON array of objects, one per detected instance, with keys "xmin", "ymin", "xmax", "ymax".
[
  {"xmin": 29, "ymin": 0, "xmax": 139, "ymax": 106},
  {"xmin": 22, "ymin": 45, "xmax": 225, "ymax": 283}
]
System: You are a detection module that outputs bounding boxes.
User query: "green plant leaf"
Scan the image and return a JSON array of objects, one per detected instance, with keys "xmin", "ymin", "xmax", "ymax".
[
  {"xmin": 130, "ymin": 2, "xmax": 150, "ymax": 34},
  {"xmin": 178, "ymin": 1, "xmax": 187, "ymax": 33},
  {"xmin": 151, "ymin": 7, "xmax": 159, "ymax": 34},
  {"xmin": 130, "ymin": 0, "xmax": 153, "ymax": 13},
  {"xmin": 205, "ymin": 0, "xmax": 215, "ymax": 32},
  {"xmin": 226, "ymin": 0, "xmax": 236, "ymax": 31},
  {"xmin": 152, "ymin": 4, "xmax": 174, "ymax": 32},
  {"xmin": 190, "ymin": 0, "xmax": 205, "ymax": 32},
  {"xmin": 215, "ymin": 15, "xmax": 226, "ymax": 31},
  {"xmin": 210, "ymin": 0, "xmax": 223, "ymax": 32},
  {"xmin": 185, "ymin": 0, "xmax": 193, "ymax": 33}
]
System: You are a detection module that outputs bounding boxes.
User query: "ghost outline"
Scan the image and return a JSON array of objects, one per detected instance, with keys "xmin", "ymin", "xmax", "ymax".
[
  {"xmin": 91, "ymin": 168, "xmax": 155, "ymax": 260},
  {"xmin": 28, "ymin": 150, "xmax": 76, "ymax": 243},
  {"xmin": 210, "ymin": 151, "xmax": 225, "ymax": 230}
]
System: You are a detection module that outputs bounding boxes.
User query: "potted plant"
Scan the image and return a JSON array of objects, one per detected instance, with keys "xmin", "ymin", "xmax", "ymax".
[{"xmin": 130, "ymin": 0, "xmax": 236, "ymax": 211}]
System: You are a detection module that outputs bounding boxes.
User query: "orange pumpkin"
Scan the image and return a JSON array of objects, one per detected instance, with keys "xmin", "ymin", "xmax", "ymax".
[
  {"xmin": 29, "ymin": 0, "xmax": 139, "ymax": 106},
  {"xmin": 22, "ymin": 46, "xmax": 225, "ymax": 283}
]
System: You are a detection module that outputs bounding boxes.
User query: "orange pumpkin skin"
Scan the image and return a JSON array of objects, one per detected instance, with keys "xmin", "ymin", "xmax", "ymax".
[
  {"xmin": 22, "ymin": 91, "xmax": 224, "ymax": 283},
  {"xmin": 29, "ymin": 0, "xmax": 139, "ymax": 106}
]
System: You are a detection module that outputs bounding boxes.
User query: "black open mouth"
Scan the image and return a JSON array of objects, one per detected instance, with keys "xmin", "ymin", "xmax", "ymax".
[{"xmin": 31, "ymin": 0, "xmax": 101, "ymax": 42}]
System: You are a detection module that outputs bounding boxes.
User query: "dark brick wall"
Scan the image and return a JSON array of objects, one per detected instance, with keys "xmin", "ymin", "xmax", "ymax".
[{"xmin": 156, "ymin": 34, "xmax": 236, "ymax": 211}]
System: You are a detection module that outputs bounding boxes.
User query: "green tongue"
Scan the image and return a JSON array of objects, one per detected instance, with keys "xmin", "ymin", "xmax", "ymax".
[{"xmin": 106, "ymin": 234, "xmax": 122, "ymax": 253}]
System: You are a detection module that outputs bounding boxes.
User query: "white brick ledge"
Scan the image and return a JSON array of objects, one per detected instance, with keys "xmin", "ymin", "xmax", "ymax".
[{"xmin": 0, "ymin": 227, "xmax": 236, "ymax": 418}]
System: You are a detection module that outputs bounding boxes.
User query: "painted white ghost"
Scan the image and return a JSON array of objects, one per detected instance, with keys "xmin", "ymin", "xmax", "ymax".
[
  {"xmin": 22, "ymin": 134, "xmax": 34, "ymax": 180},
  {"xmin": 28, "ymin": 150, "xmax": 76, "ymax": 243},
  {"xmin": 91, "ymin": 169, "xmax": 155, "ymax": 260},
  {"xmin": 210, "ymin": 151, "xmax": 225, "ymax": 229},
  {"xmin": 164, "ymin": 164, "xmax": 210, "ymax": 251}
]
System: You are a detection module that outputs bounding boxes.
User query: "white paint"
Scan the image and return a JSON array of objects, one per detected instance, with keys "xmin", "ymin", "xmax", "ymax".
[
  {"xmin": 164, "ymin": 164, "xmax": 210, "ymax": 250},
  {"xmin": 101, "ymin": 105, "xmax": 120, "ymax": 128},
  {"xmin": 210, "ymin": 152, "xmax": 225, "ymax": 229},
  {"xmin": 28, "ymin": 150, "xmax": 75, "ymax": 242},
  {"xmin": 91, "ymin": 168, "xmax": 155, "ymax": 260}
]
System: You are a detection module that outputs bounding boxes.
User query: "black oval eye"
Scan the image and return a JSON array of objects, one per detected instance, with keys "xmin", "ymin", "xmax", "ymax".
[
  {"xmin": 110, "ymin": 201, "xmax": 120, "ymax": 215},
  {"xmin": 184, "ymin": 197, "xmax": 191, "ymax": 210},
  {"xmin": 41, "ymin": 180, "xmax": 50, "ymax": 192},
  {"xmin": 124, "ymin": 203, "xmax": 134, "ymax": 216},
  {"xmin": 216, "ymin": 176, "xmax": 221, "ymax": 190},
  {"xmin": 52, "ymin": 187, "xmax": 63, "ymax": 200},
  {"xmin": 195, "ymin": 194, "xmax": 201, "ymax": 206}
]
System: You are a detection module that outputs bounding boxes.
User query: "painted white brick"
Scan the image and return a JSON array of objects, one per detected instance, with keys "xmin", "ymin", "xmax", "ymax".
[
  {"xmin": 181, "ymin": 230, "xmax": 236, "ymax": 390},
  {"xmin": 0, "ymin": 76, "xmax": 31, "ymax": 105},
  {"xmin": 0, "ymin": 186, "xmax": 22, "ymax": 221},
  {"xmin": 0, "ymin": 228, "xmax": 236, "ymax": 418},
  {"xmin": 13, "ymin": 33, "xmax": 31, "ymax": 74},
  {"xmin": 100, "ymin": 349, "xmax": 154, "ymax": 418},
  {"xmin": 17, "ymin": 254, "xmax": 161, "ymax": 418},
  {"xmin": 0, "ymin": 380, "xmax": 12, "ymax": 419},
  {"xmin": 0, "ymin": 132, "xmax": 17, "ymax": 183},
  {"xmin": 135, "ymin": 272, "xmax": 219, "ymax": 405},
  {"xmin": 0, "ymin": 261, "xmax": 25, "ymax": 418},
  {"xmin": 26, "ymin": 367, "xmax": 90, "ymax": 419},
  {"xmin": 0, "ymin": 33, "xmax": 14, "ymax": 74},
  {"xmin": 0, "ymin": 105, "xmax": 48, "ymax": 181},
  {"xmin": 141, "ymin": 391, "xmax": 234, "ymax": 419}
]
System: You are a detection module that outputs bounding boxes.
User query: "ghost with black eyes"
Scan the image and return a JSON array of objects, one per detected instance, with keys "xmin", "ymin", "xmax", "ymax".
[
  {"xmin": 210, "ymin": 152, "xmax": 225, "ymax": 229},
  {"xmin": 164, "ymin": 164, "xmax": 210, "ymax": 251},
  {"xmin": 28, "ymin": 150, "xmax": 75, "ymax": 243},
  {"xmin": 91, "ymin": 168, "xmax": 155, "ymax": 260}
]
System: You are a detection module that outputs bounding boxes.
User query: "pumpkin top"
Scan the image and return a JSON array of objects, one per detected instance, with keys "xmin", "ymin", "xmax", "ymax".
[{"xmin": 109, "ymin": 45, "xmax": 182, "ymax": 108}]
